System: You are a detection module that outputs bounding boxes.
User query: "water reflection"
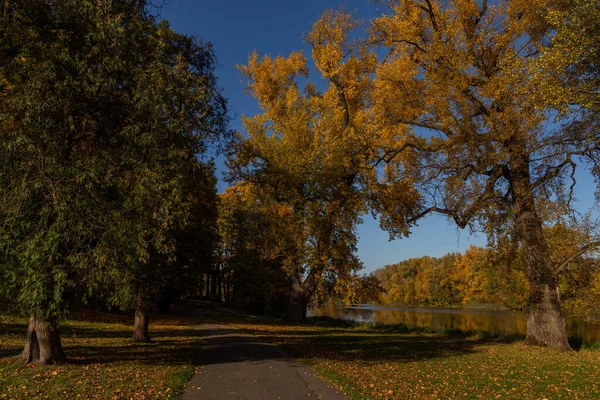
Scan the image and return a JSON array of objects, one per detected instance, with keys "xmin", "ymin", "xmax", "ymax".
[{"xmin": 309, "ymin": 304, "xmax": 600, "ymax": 343}]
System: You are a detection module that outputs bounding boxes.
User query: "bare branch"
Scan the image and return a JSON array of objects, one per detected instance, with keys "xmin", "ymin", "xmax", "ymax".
[
  {"xmin": 407, "ymin": 164, "xmax": 506, "ymax": 228},
  {"xmin": 394, "ymin": 117, "xmax": 455, "ymax": 137},
  {"xmin": 532, "ymin": 153, "xmax": 576, "ymax": 189},
  {"xmin": 554, "ymin": 240, "xmax": 600, "ymax": 275}
]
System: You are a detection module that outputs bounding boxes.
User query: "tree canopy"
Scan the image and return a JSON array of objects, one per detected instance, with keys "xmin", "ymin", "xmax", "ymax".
[
  {"xmin": 223, "ymin": 0, "xmax": 600, "ymax": 349},
  {"xmin": 353, "ymin": 0, "xmax": 600, "ymax": 350},
  {"xmin": 0, "ymin": 0, "xmax": 227, "ymax": 363},
  {"xmin": 227, "ymin": 11, "xmax": 375, "ymax": 320}
]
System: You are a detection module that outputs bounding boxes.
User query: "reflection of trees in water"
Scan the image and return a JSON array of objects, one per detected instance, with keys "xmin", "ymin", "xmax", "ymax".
[
  {"xmin": 310, "ymin": 305, "xmax": 600, "ymax": 343},
  {"xmin": 566, "ymin": 318, "xmax": 600, "ymax": 343},
  {"xmin": 309, "ymin": 304, "xmax": 373, "ymax": 323},
  {"xmin": 373, "ymin": 310, "xmax": 527, "ymax": 336}
]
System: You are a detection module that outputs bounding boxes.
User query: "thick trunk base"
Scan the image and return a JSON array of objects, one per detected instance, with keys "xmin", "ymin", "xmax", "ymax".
[
  {"xmin": 524, "ymin": 284, "xmax": 571, "ymax": 351},
  {"xmin": 512, "ymin": 158, "xmax": 572, "ymax": 351},
  {"xmin": 133, "ymin": 311, "xmax": 150, "ymax": 342},
  {"xmin": 20, "ymin": 316, "xmax": 66, "ymax": 365},
  {"xmin": 287, "ymin": 295, "xmax": 308, "ymax": 322},
  {"xmin": 286, "ymin": 275, "xmax": 316, "ymax": 322}
]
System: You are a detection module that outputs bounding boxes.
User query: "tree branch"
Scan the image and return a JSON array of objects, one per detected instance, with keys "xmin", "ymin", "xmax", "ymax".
[
  {"xmin": 330, "ymin": 75, "xmax": 350, "ymax": 130},
  {"xmin": 407, "ymin": 164, "xmax": 506, "ymax": 228},
  {"xmin": 394, "ymin": 117, "xmax": 455, "ymax": 137},
  {"xmin": 532, "ymin": 153, "xmax": 575, "ymax": 189},
  {"xmin": 388, "ymin": 39, "xmax": 428, "ymax": 55},
  {"xmin": 554, "ymin": 240, "xmax": 600, "ymax": 275},
  {"xmin": 373, "ymin": 138, "xmax": 444, "ymax": 167}
]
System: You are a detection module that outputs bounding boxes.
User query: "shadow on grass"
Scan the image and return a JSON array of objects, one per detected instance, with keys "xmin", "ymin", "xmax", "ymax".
[
  {"xmin": 2, "ymin": 301, "xmax": 586, "ymax": 369},
  {"xmin": 176, "ymin": 304, "xmax": 527, "ymax": 367},
  {"xmin": 0, "ymin": 348, "xmax": 21, "ymax": 358},
  {"xmin": 246, "ymin": 328, "xmax": 522, "ymax": 365},
  {"xmin": 0, "ymin": 309, "xmax": 210, "ymax": 366},
  {"xmin": 0, "ymin": 322, "xmax": 27, "ymax": 358}
]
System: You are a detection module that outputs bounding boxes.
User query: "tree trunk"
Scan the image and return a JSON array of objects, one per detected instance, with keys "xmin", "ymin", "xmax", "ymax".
[
  {"xmin": 217, "ymin": 274, "xmax": 222, "ymax": 301},
  {"xmin": 133, "ymin": 310, "xmax": 150, "ymax": 342},
  {"xmin": 20, "ymin": 316, "xmax": 66, "ymax": 365},
  {"xmin": 223, "ymin": 273, "xmax": 230, "ymax": 302},
  {"xmin": 210, "ymin": 270, "xmax": 218, "ymax": 299},
  {"xmin": 512, "ymin": 159, "xmax": 571, "ymax": 351},
  {"xmin": 133, "ymin": 295, "xmax": 151, "ymax": 342},
  {"xmin": 286, "ymin": 274, "xmax": 316, "ymax": 322},
  {"xmin": 204, "ymin": 273, "xmax": 210, "ymax": 298},
  {"xmin": 287, "ymin": 291, "xmax": 309, "ymax": 322}
]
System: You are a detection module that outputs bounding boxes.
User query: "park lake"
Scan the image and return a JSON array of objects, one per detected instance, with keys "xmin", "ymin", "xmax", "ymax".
[{"xmin": 309, "ymin": 304, "xmax": 600, "ymax": 343}]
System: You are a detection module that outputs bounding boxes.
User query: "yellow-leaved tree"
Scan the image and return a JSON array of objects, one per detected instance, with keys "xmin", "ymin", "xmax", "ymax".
[
  {"xmin": 358, "ymin": 0, "xmax": 600, "ymax": 350},
  {"xmin": 229, "ymin": 11, "xmax": 375, "ymax": 321}
]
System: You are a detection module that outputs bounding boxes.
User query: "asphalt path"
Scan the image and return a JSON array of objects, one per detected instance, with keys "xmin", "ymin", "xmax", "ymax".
[{"xmin": 181, "ymin": 307, "xmax": 347, "ymax": 400}]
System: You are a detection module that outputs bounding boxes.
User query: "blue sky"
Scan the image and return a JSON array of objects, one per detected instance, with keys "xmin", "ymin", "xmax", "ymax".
[{"xmin": 160, "ymin": 0, "xmax": 597, "ymax": 274}]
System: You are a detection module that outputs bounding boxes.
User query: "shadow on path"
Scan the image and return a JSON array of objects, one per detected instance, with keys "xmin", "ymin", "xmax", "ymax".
[{"xmin": 182, "ymin": 309, "xmax": 346, "ymax": 400}]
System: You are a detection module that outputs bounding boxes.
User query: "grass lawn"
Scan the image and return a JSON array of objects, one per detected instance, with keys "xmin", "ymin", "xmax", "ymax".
[
  {"xmin": 228, "ymin": 317, "xmax": 600, "ymax": 400},
  {"xmin": 0, "ymin": 307, "xmax": 201, "ymax": 400},
  {"xmin": 3, "ymin": 302, "xmax": 600, "ymax": 399}
]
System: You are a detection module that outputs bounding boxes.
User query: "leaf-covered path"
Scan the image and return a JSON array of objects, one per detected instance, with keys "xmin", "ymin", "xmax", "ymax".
[{"xmin": 182, "ymin": 306, "xmax": 346, "ymax": 400}]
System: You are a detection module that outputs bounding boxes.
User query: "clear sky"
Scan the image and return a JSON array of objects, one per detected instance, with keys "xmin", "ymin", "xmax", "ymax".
[{"xmin": 159, "ymin": 0, "xmax": 597, "ymax": 274}]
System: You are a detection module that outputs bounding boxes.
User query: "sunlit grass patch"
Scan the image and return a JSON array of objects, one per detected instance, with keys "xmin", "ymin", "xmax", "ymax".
[
  {"xmin": 0, "ymin": 309, "xmax": 201, "ymax": 400},
  {"xmin": 231, "ymin": 316, "xmax": 600, "ymax": 400}
]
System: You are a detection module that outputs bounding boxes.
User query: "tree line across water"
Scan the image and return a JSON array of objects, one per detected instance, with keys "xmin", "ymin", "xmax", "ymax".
[
  {"xmin": 374, "ymin": 225, "xmax": 600, "ymax": 321},
  {"xmin": 1, "ymin": 0, "xmax": 600, "ymax": 366}
]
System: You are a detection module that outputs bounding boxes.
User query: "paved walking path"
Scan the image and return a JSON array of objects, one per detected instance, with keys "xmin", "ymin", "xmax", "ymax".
[{"xmin": 181, "ymin": 308, "xmax": 346, "ymax": 400}]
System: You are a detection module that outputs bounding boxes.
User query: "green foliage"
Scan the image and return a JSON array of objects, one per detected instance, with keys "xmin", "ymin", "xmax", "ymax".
[
  {"xmin": 0, "ymin": 0, "xmax": 227, "ymax": 324},
  {"xmin": 0, "ymin": 0, "xmax": 148, "ymax": 323}
]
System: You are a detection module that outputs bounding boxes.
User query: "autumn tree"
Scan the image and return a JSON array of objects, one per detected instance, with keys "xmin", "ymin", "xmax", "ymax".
[
  {"xmin": 218, "ymin": 183, "xmax": 294, "ymax": 314},
  {"xmin": 374, "ymin": 230, "xmax": 600, "ymax": 313},
  {"xmin": 532, "ymin": 0, "xmax": 600, "ymax": 319},
  {"xmin": 230, "ymin": 11, "xmax": 373, "ymax": 321},
  {"xmin": 375, "ymin": 253, "xmax": 474, "ymax": 307},
  {"xmin": 544, "ymin": 223, "xmax": 600, "ymax": 321},
  {"xmin": 453, "ymin": 246, "xmax": 493, "ymax": 305},
  {"xmin": 320, "ymin": 272, "xmax": 383, "ymax": 306},
  {"xmin": 534, "ymin": 0, "xmax": 600, "ymax": 112},
  {"xmin": 354, "ymin": 0, "xmax": 600, "ymax": 349}
]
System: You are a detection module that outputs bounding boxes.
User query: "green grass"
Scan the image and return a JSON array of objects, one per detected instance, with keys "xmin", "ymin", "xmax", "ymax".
[
  {"xmin": 229, "ymin": 315, "xmax": 600, "ymax": 399},
  {"xmin": 4, "ymin": 303, "xmax": 600, "ymax": 399},
  {"xmin": 0, "ymin": 307, "xmax": 203, "ymax": 399}
]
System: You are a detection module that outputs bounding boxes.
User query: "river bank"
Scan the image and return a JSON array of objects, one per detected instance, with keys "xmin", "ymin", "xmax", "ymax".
[
  {"xmin": 233, "ymin": 314, "xmax": 600, "ymax": 399},
  {"xmin": 309, "ymin": 303, "xmax": 600, "ymax": 344}
]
